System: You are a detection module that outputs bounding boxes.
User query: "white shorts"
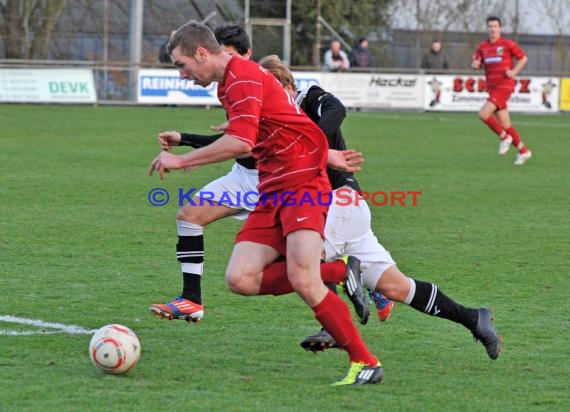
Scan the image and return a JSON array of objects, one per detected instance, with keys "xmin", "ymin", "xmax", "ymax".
[
  {"xmin": 323, "ymin": 187, "xmax": 396, "ymax": 291},
  {"xmin": 198, "ymin": 163, "xmax": 259, "ymax": 221}
]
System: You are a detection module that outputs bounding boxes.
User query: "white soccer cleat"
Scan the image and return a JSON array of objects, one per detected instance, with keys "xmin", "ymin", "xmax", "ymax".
[
  {"xmin": 498, "ymin": 136, "xmax": 512, "ymax": 155},
  {"xmin": 514, "ymin": 151, "xmax": 532, "ymax": 165}
]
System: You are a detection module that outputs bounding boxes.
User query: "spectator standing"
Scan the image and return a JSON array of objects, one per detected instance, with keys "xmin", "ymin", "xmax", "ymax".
[
  {"xmin": 350, "ymin": 37, "xmax": 374, "ymax": 68},
  {"xmin": 421, "ymin": 39, "xmax": 450, "ymax": 70}
]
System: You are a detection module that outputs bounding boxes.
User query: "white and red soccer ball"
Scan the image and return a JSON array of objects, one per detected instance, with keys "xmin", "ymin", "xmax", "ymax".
[{"xmin": 89, "ymin": 324, "xmax": 141, "ymax": 374}]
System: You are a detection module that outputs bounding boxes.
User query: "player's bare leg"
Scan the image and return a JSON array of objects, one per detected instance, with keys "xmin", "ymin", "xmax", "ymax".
[
  {"xmin": 150, "ymin": 201, "xmax": 241, "ymax": 322},
  {"xmin": 478, "ymin": 102, "xmax": 513, "ymax": 154},
  {"xmin": 227, "ymin": 232, "xmax": 382, "ymax": 385},
  {"xmin": 225, "ymin": 241, "xmax": 280, "ymax": 295},
  {"xmin": 496, "ymin": 108, "xmax": 532, "ymax": 164},
  {"xmin": 285, "ymin": 230, "xmax": 328, "ymax": 306},
  {"xmin": 286, "ymin": 230, "xmax": 382, "ymax": 385}
]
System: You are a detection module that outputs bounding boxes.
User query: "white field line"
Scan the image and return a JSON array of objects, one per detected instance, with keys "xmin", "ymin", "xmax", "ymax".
[{"xmin": 0, "ymin": 315, "xmax": 96, "ymax": 336}]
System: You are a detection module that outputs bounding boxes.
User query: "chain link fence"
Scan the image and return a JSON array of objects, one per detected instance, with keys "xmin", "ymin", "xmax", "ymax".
[{"xmin": 1, "ymin": 0, "xmax": 568, "ymax": 102}]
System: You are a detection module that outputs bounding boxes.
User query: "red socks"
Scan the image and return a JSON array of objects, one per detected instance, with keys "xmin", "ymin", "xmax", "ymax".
[
  {"xmin": 258, "ymin": 260, "xmax": 346, "ymax": 296},
  {"xmin": 321, "ymin": 260, "xmax": 346, "ymax": 283},
  {"xmin": 506, "ymin": 126, "xmax": 528, "ymax": 153},
  {"xmin": 314, "ymin": 290, "xmax": 377, "ymax": 365},
  {"xmin": 258, "ymin": 261, "xmax": 290, "ymax": 296},
  {"xmin": 483, "ymin": 116, "xmax": 507, "ymax": 138},
  {"xmin": 257, "ymin": 264, "xmax": 378, "ymax": 365},
  {"xmin": 483, "ymin": 117, "xmax": 529, "ymax": 154}
]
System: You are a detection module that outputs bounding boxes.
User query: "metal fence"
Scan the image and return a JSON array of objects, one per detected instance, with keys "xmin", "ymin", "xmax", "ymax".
[
  {"xmin": 2, "ymin": 0, "xmax": 569, "ymax": 102},
  {"xmin": 2, "ymin": 0, "xmax": 569, "ymax": 72}
]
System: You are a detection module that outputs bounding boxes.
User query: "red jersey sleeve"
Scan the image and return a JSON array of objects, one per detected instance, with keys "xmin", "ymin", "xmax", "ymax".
[
  {"xmin": 508, "ymin": 40, "xmax": 526, "ymax": 60},
  {"xmin": 220, "ymin": 63, "xmax": 265, "ymax": 149}
]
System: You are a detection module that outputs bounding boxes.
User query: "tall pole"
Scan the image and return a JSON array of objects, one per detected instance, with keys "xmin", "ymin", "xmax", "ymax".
[
  {"xmin": 416, "ymin": 0, "xmax": 421, "ymax": 68},
  {"xmin": 283, "ymin": 0, "xmax": 291, "ymax": 65},
  {"xmin": 244, "ymin": 0, "xmax": 252, "ymax": 51},
  {"xmin": 312, "ymin": 0, "xmax": 322, "ymax": 67},
  {"xmin": 513, "ymin": 0, "xmax": 519, "ymax": 41},
  {"xmin": 103, "ymin": 0, "xmax": 109, "ymax": 99},
  {"xmin": 128, "ymin": 0, "xmax": 143, "ymax": 102}
]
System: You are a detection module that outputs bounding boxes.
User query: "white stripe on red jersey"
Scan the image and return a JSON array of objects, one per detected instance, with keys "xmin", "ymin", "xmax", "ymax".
[
  {"xmin": 218, "ymin": 57, "xmax": 329, "ymax": 193},
  {"xmin": 473, "ymin": 37, "xmax": 526, "ymax": 91}
]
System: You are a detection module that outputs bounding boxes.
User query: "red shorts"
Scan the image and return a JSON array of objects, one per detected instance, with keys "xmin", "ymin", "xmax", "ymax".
[
  {"xmin": 235, "ymin": 175, "xmax": 331, "ymax": 256},
  {"xmin": 487, "ymin": 86, "xmax": 513, "ymax": 110}
]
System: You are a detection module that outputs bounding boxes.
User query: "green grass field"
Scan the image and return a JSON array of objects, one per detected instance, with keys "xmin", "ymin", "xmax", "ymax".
[{"xmin": 1, "ymin": 105, "xmax": 569, "ymax": 411}]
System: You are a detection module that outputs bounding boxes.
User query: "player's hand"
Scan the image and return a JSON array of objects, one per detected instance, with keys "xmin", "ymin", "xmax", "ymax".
[
  {"xmin": 158, "ymin": 131, "xmax": 182, "ymax": 150},
  {"xmin": 148, "ymin": 151, "xmax": 182, "ymax": 180},
  {"xmin": 210, "ymin": 121, "xmax": 228, "ymax": 132},
  {"xmin": 471, "ymin": 59, "xmax": 481, "ymax": 69},
  {"xmin": 327, "ymin": 149, "xmax": 364, "ymax": 173},
  {"xmin": 505, "ymin": 69, "xmax": 514, "ymax": 78}
]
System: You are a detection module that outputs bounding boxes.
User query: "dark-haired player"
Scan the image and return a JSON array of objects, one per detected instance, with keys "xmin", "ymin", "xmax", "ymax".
[
  {"xmin": 472, "ymin": 16, "xmax": 532, "ymax": 165},
  {"xmin": 259, "ymin": 55, "xmax": 502, "ymax": 360},
  {"xmin": 149, "ymin": 24, "xmax": 256, "ymax": 322}
]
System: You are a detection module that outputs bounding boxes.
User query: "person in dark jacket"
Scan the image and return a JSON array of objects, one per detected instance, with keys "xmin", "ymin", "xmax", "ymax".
[
  {"xmin": 350, "ymin": 37, "xmax": 374, "ymax": 68},
  {"xmin": 421, "ymin": 39, "xmax": 450, "ymax": 70}
]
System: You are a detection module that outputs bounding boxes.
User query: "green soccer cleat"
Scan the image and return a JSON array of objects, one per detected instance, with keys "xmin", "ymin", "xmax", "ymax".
[{"xmin": 332, "ymin": 361, "xmax": 384, "ymax": 386}]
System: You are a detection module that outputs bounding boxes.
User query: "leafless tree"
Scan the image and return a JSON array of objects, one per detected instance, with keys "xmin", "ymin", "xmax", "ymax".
[
  {"xmin": 388, "ymin": 0, "xmax": 511, "ymax": 67},
  {"xmin": 537, "ymin": 0, "xmax": 569, "ymax": 71},
  {"xmin": 0, "ymin": 0, "xmax": 67, "ymax": 59},
  {"xmin": 389, "ymin": 0, "xmax": 510, "ymax": 33}
]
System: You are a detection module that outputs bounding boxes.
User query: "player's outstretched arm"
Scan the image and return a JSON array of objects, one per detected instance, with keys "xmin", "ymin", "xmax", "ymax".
[
  {"xmin": 148, "ymin": 134, "xmax": 252, "ymax": 180},
  {"xmin": 158, "ymin": 131, "xmax": 181, "ymax": 150},
  {"xmin": 164, "ymin": 121, "xmax": 228, "ymax": 149},
  {"xmin": 179, "ymin": 132, "xmax": 224, "ymax": 148}
]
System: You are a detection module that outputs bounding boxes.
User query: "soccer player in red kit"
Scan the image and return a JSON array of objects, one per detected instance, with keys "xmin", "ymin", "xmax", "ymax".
[
  {"xmin": 148, "ymin": 21, "xmax": 383, "ymax": 386},
  {"xmin": 472, "ymin": 16, "xmax": 532, "ymax": 165}
]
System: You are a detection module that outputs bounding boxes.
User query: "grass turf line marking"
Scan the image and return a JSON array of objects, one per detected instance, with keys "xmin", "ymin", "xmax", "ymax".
[{"xmin": 0, "ymin": 315, "xmax": 96, "ymax": 336}]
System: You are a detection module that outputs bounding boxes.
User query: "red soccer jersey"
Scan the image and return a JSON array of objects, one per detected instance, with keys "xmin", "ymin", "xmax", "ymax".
[
  {"xmin": 473, "ymin": 37, "xmax": 526, "ymax": 90},
  {"xmin": 218, "ymin": 56, "xmax": 329, "ymax": 193}
]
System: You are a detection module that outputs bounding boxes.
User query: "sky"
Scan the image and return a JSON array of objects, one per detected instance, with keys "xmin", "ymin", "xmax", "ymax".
[
  {"xmin": 517, "ymin": 0, "xmax": 568, "ymax": 34},
  {"xmin": 389, "ymin": 0, "xmax": 570, "ymax": 35}
]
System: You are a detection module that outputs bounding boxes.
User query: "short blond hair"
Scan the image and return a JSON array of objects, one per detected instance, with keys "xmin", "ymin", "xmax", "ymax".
[{"xmin": 258, "ymin": 55, "xmax": 296, "ymax": 90}]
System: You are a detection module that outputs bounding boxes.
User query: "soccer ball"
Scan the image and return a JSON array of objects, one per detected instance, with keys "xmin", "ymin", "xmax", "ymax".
[{"xmin": 89, "ymin": 324, "xmax": 141, "ymax": 375}]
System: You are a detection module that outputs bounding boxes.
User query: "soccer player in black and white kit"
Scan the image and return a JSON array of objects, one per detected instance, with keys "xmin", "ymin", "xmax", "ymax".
[
  {"xmin": 259, "ymin": 56, "xmax": 501, "ymax": 360},
  {"xmin": 149, "ymin": 25, "xmax": 258, "ymax": 322}
]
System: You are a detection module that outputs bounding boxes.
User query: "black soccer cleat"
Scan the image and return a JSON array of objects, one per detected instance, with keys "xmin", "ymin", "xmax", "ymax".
[
  {"xmin": 472, "ymin": 307, "xmax": 501, "ymax": 360},
  {"xmin": 300, "ymin": 328, "xmax": 339, "ymax": 352},
  {"xmin": 341, "ymin": 255, "xmax": 370, "ymax": 324}
]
